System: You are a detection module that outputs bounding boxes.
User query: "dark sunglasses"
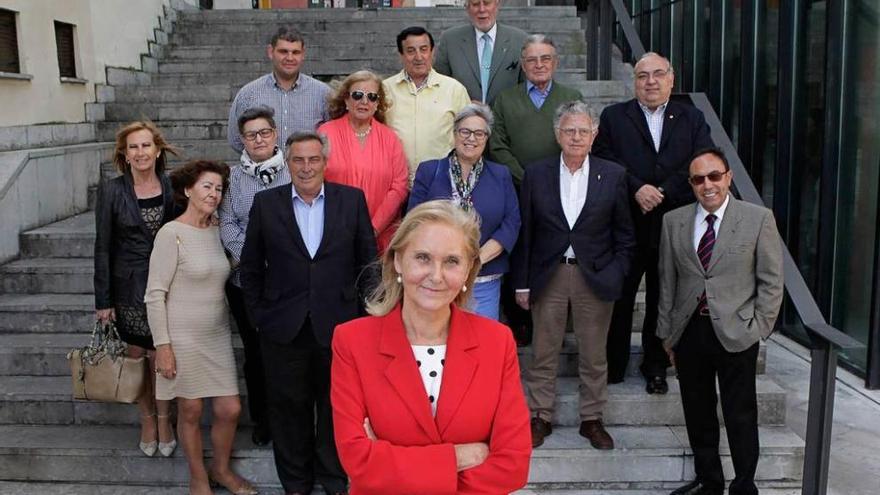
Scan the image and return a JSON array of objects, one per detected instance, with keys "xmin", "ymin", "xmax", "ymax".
[
  {"xmin": 688, "ymin": 170, "xmax": 728, "ymax": 186},
  {"xmin": 350, "ymin": 90, "xmax": 380, "ymax": 102}
]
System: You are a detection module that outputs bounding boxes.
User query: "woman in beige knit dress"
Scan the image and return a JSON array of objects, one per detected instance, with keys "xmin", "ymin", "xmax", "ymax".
[{"xmin": 145, "ymin": 160, "xmax": 257, "ymax": 495}]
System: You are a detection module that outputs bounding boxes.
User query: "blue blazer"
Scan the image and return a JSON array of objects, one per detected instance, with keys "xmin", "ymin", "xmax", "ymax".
[
  {"xmin": 511, "ymin": 156, "xmax": 636, "ymax": 302},
  {"xmin": 408, "ymin": 157, "xmax": 521, "ymax": 277}
]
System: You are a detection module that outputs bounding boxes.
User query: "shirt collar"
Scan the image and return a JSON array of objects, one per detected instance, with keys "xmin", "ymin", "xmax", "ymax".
[
  {"xmin": 696, "ymin": 193, "xmax": 730, "ymax": 224},
  {"xmin": 638, "ymin": 100, "xmax": 668, "ymax": 115},
  {"xmin": 398, "ymin": 68, "xmax": 439, "ymax": 89},
  {"xmin": 292, "ymin": 184, "xmax": 325, "ymax": 204},
  {"xmin": 269, "ymin": 71, "xmax": 301, "ymax": 90},
  {"xmin": 475, "ymin": 23, "xmax": 498, "ymax": 43},
  {"xmin": 559, "ymin": 153, "xmax": 589, "ymax": 176},
  {"xmin": 526, "ymin": 80, "xmax": 553, "ymax": 95}
]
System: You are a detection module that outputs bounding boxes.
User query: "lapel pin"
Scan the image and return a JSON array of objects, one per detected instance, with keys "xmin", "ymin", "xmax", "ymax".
[
  {"xmin": 597, "ymin": 174, "xmax": 601, "ymax": 181},
  {"xmin": 669, "ymin": 115, "xmax": 674, "ymax": 119}
]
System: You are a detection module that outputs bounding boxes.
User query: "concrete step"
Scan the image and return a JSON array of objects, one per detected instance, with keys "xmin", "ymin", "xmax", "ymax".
[
  {"xmin": 177, "ymin": 7, "xmax": 579, "ymax": 23},
  {"xmin": 165, "ymin": 43, "xmax": 588, "ymax": 63},
  {"xmin": 0, "ymin": 424, "xmax": 803, "ymax": 486},
  {"xmin": 0, "ymin": 294, "xmax": 94, "ymax": 333},
  {"xmin": 0, "ymin": 483, "xmax": 804, "ymax": 495},
  {"xmin": 19, "ymin": 213, "xmax": 95, "ymax": 259},
  {"xmin": 0, "ymin": 369, "xmax": 785, "ymax": 427},
  {"xmin": 105, "ymin": 102, "xmax": 235, "ymax": 122},
  {"xmin": 112, "ymin": 84, "xmax": 239, "ymax": 104},
  {"xmin": 97, "ymin": 120, "xmax": 229, "ymax": 142},
  {"xmin": 0, "ymin": 258, "xmax": 94, "ymax": 294}
]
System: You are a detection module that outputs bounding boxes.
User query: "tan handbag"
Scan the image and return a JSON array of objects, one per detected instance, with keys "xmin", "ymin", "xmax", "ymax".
[{"xmin": 68, "ymin": 321, "xmax": 146, "ymax": 403}]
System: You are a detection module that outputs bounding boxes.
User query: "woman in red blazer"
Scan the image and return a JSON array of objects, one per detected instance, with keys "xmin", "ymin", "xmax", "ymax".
[{"xmin": 331, "ymin": 200, "xmax": 532, "ymax": 494}]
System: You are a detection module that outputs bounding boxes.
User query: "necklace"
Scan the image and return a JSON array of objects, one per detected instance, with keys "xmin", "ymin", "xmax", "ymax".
[{"xmin": 354, "ymin": 125, "xmax": 372, "ymax": 139}]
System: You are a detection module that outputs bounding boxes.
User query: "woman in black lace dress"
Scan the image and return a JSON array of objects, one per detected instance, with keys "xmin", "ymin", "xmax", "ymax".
[{"xmin": 94, "ymin": 121, "xmax": 179, "ymax": 458}]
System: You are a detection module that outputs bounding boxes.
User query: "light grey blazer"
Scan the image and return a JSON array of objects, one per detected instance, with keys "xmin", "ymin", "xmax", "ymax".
[
  {"xmin": 434, "ymin": 23, "xmax": 528, "ymax": 105},
  {"xmin": 656, "ymin": 197, "xmax": 784, "ymax": 352}
]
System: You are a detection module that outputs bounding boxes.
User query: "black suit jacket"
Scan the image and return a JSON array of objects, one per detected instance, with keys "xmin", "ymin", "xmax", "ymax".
[
  {"xmin": 512, "ymin": 156, "xmax": 636, "ymax": 302},
  {"xmin": 592, "ymin": 97, "xmax": 713, "ymax": 247},
  {"xmin": 239, "ymin": 182, "xmax": 378, "ymax": 346}
]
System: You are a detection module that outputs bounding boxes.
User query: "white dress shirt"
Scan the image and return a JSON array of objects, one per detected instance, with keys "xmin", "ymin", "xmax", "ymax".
[
  {"xmin": 475, "ymin": 23, "xmax": 498, "ymax": 68},
  {"xmin": 639, "ymin": 100, "xmax": 668, "ymax": 152},
  {"xmin": 692, "ymin": 193, "xmax": 730, "ymax": 252},
  {"xmin": 560, "ymin": 154, "xmax": 589, "ymax": 258}
]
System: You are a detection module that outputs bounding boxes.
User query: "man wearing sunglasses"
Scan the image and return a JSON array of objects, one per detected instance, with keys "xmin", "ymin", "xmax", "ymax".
[
  {"xmin": 592, "ymin": 52, "xmax": 714, "ymax": 395},
  {"xmin": 383, "ymin": 26, "xmax": 470, "ymax": 177},
  {"xmin": 657, "ymin": 148, "xmax": 783, "ymax": 495}
]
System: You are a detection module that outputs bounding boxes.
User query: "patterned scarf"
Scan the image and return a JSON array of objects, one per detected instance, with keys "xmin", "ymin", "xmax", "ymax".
[
  {"xmin": 448, "ymin": 152, "xmax": 484, "ymax": 211},
  {"xmin": 240, "ymin": 146, "xmax": 284, "ymax": 186}
]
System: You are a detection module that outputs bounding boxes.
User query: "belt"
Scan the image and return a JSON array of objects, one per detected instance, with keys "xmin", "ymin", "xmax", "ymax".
[{"xmin": 560, "ymin": 256, "xmax": 578, "ymax": 265}]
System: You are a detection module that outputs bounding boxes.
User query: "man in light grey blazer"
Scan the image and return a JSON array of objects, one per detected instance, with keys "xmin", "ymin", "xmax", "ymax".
[
  {"xmin": 657, "ymin": 147, "xmax": 783, "ymax": 495},
  {"xmin": 434, "ymin": 0, "xmax": 528, "ymax": 105}
]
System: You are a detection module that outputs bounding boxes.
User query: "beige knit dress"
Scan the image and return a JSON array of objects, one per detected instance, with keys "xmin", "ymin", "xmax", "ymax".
[{"xmin": 145, "ymin": 221, "xmax": 238, "ymax": 400}]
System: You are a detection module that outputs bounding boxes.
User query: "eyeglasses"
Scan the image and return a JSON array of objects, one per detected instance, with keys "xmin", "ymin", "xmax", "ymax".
[
  {"xmin": 558, "ymin": 127, "xmax": 594, "ymax": 138},
  {"xmin": 242, "ymin": 128, "xmax": 275, "ymax": 141},
  {"xmin": 456, "ymin": 128, "xmax": 489, "ymax": 140},
  {"xmin": 636, "ymin": 68, "xmax": 672, "ymax": 81},
  {"xmin": 349, "ymin": 90, "xmax": 380, "ymax": 102},
  {"xmin": 522, "ymin": 54, "xmax": 555, "ymax": 66},
  {"xmin": 688, "ymin": 170, "xmax": 728, "ymax": 185}
]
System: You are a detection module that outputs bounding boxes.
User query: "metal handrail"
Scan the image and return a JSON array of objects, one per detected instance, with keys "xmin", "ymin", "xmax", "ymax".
[{"xmin": 592, "ymin": 2, "xmax": 865, "ymax": 494}]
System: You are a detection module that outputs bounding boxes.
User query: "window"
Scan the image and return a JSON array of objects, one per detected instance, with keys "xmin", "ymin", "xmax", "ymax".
[
  {"xmin": 54, "ymin": 21, "xmax": 76, "ymax": 78},
  {"xmin": 0, "ymin": 9, "xmax": 19, "ymax": 73}
]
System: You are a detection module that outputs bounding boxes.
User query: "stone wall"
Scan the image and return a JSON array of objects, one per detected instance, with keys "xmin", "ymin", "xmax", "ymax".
[{"xmin": 0, "ymin": 143, "xmax": 108, "ymax": 263}]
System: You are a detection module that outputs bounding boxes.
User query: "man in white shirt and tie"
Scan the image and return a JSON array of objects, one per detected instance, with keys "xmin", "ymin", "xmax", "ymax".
[
  {"xmin": 512, "ymin": 101, "xmax": 635, "ymax": 450},
  {"xmin": 434, "ymin": 0, "xmax": 528, "ymax": 105}
]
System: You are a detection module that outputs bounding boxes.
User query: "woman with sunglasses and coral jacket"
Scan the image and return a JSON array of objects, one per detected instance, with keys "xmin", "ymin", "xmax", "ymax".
[{"xmin": 318, "ymin": 70, "xmax": 409, "ymax": 252}]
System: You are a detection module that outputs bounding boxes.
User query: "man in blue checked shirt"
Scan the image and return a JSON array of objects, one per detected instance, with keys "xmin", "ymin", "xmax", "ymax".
[{"xmin": 228, "ymin": 27, "xmax": 330, "ymax": 153}]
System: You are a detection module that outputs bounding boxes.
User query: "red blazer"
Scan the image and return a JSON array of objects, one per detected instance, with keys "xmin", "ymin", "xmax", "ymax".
[{"xmin": 331, "ymin": 304, "xmax": 532, "ymax": 494}]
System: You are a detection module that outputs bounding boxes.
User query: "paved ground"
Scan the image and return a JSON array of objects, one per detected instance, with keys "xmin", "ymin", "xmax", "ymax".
[{"xmin": 767, "ymin": 335, "xmax": 880, "ymax": 495}]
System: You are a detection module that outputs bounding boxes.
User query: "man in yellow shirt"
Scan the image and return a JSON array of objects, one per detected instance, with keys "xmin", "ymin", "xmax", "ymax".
[{"xmin": 383, "ymin": 26, "xmax": 471, "ymax": 179}]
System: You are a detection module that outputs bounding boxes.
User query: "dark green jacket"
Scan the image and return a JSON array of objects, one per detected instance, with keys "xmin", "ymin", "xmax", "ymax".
[{"xmin": 489, "ymin": 81, "xmax": 582, "ymax": 183}]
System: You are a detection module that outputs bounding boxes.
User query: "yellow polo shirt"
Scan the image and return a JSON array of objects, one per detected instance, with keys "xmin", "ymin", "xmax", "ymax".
[{"xmin": 382, "ymin": 69, "xmax": 471, "ymax": 179}]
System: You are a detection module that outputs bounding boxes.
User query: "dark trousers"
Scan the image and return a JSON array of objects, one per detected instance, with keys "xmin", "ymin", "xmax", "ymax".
[
  {"xmin": 260, "ymin": 320, "xmax": 347, "ymax": 494},
  {"xmin": 607, "ymin": 242, "xmax": 669, "ymax": 380},
  {"xmin": 676, "ymin": 314, "xmax": 760, "ymax": 495},
  {"xmin": 225, "ymin": 282, "xmax": 268, "ymax": 428}
]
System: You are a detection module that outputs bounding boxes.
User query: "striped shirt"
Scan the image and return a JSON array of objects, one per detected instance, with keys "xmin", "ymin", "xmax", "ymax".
[
  {"xmin": 227, "ymin": 72, "xmax": 331, "ymax": 153},
  {"xmin": 639, "ymin": 100, "xmax": 668, "ymax": 152},
  {"xmin": 218, "ymin": 164, "xmax": 291, "ymax": 286}
]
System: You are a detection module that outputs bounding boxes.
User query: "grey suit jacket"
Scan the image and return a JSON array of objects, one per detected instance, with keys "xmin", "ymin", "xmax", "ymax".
[
  {"xmin": 656, "ymin": 197, "xmax": 784, "ymax": 352},
  {"xmin": 434, "ymin": 23, "xmax": 528, "ymax": 105}
]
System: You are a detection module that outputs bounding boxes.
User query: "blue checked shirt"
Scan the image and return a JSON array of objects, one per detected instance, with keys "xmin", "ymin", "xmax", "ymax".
[
  {"xmin": 218, "ymin": 165, "xmax": 291, "ymax": 286},
  {"xmin": 526, "ymin": 80, "xmax": 552, "ymax": 109},
  {"xmin": 227, "ymin": 72, "xmax": 331, "ymax": 153},
  {"xmin": 639, "ymin": 100, "xmax": 668, "ymax": 152}
]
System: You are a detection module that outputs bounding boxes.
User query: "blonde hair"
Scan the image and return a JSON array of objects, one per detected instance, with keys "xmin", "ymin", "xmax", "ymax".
[
  {"xmin": 366, "ymin": 200, "xmax": 482, "ymax": 316},
  {"xmin": 327, "ymin": 70, "xmax": 390, "ymax": 123},
  {"xmin": 112, "ymin": 120, "xmax": 179, "ymax": 175}
]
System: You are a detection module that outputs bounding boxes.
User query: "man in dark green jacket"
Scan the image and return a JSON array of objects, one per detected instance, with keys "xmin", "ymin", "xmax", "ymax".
[{"xmin": 489, "ymin": 34, "xmax": 583, "ymax": 184}]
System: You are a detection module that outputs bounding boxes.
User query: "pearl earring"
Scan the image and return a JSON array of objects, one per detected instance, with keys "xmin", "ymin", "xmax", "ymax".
[
  {"xmin": 461, "ymin": 285, "xmax": 467, "ymax": 293},
  {"xmin": 396, "ymin": 274, "xmax": 402, "ymax": 284}
]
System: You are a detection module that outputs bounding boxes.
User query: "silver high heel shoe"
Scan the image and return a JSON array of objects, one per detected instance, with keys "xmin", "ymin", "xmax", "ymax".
[
  {"xmin": 139, "ymin": 413, "xmax": 158, "ymax": 457},
  {"xmin": 157, "ymin": 413, "xmax": 177, "ymax": 457}
]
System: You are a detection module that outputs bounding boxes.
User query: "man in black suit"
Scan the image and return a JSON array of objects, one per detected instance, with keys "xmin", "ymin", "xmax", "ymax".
[
  {"xmin": 592, "ymin": 52, "xmax": 713, "ymax": 394},
  {"xmin": 513, "ymin": 101, "xmax": 635, "ymax": 450},
  {"xmin": 240, "ymin": 131, "xmax": 377, "ymax": 495}
]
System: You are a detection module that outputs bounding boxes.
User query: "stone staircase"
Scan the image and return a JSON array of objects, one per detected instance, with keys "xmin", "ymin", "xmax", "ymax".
[
  {"xmin": 0, "ymin": 5, "xmax": 803, "ymax": 494},
  {"xmin": 0, "ymin": 215, "xmax": 803, "ymax": 493}
]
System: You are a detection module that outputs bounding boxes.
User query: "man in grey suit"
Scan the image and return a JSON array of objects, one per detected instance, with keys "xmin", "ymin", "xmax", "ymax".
[
  {"xmin": 657, "ymin": 148, "xmax": 784, "ymax": 495},
  {"xmin": 434, "ymin": 0, "xmax": 528, "ymax": 105}
]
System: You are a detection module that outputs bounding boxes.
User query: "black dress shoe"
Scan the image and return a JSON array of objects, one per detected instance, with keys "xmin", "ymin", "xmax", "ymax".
[
  {"xmin": 578, "ymin": 420, "xmax": 614, "ymax": 450},
  {"xmin": 251, "ymin": 422, "xmax": 271, "ymax": 446},
  {"xmin": 669, "ymin": 479, "xmax": 723, "ymax": 495},
  {"xmin": 645, "ymin": 375, "xmax": 669, "ymax": 395},
  {"xmin": 530, "ymin": 417, "xmax": 552, "ymax": 448}
]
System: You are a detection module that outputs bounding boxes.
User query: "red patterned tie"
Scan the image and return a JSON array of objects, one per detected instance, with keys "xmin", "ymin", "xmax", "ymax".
[{"xmin": 697, "ymin": 214, "xmax": 716, "ymax": 315}]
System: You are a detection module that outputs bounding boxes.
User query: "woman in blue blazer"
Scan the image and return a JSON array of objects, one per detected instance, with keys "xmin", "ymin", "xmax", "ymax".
[{"xmin": 408, "ymin": 104, "xmax": 521, "ymax": 320}]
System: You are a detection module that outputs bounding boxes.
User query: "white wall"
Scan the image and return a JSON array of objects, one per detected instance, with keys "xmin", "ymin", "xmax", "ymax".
[{"xmin": 0, "ymin": 0, "xmax": 173, "ymax": 126}]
